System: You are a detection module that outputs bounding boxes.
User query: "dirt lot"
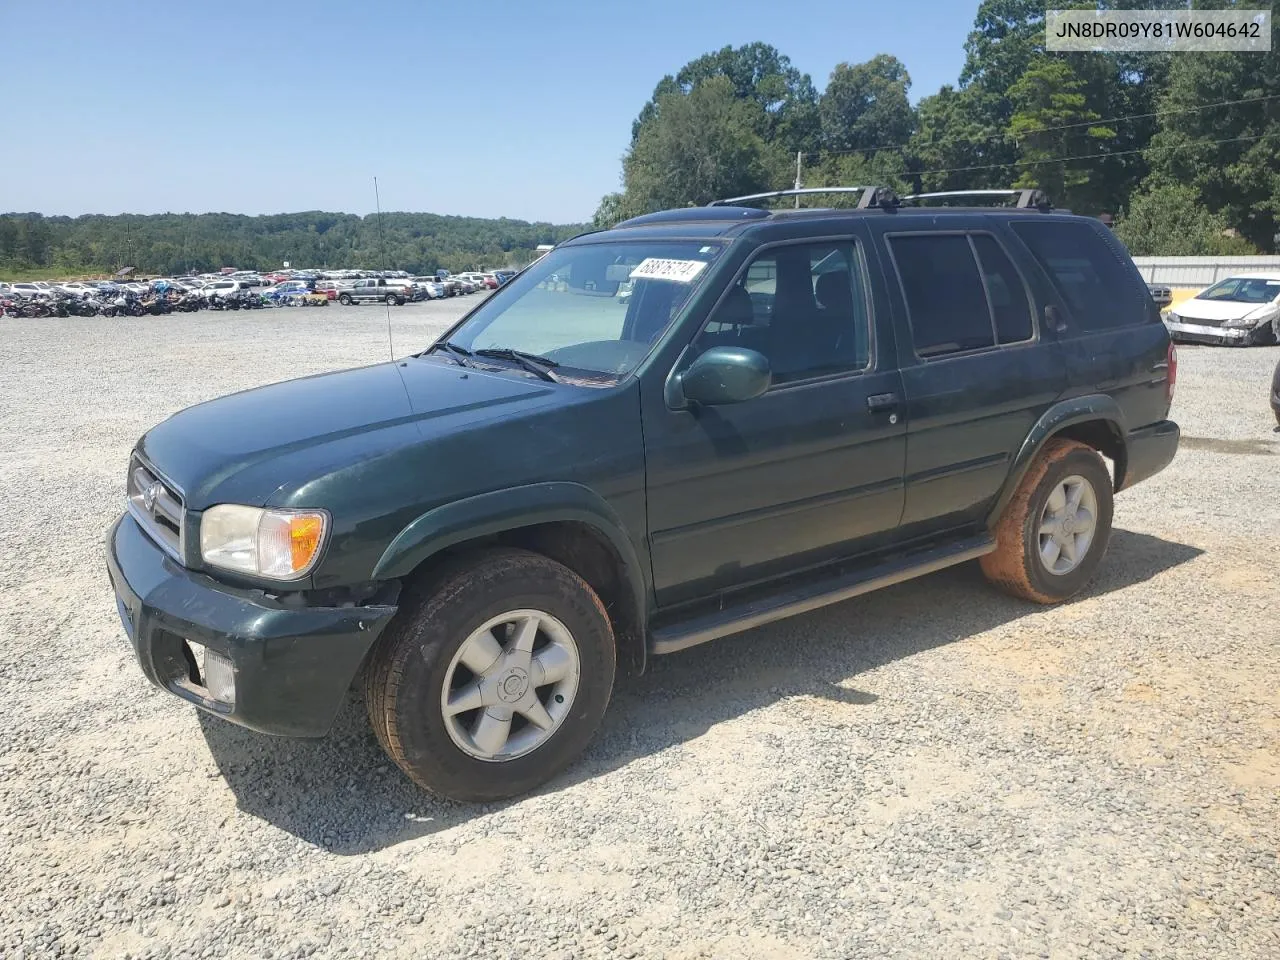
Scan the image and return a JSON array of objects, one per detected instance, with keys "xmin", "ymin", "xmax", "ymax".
[{"xmin": 1, "ymin": 302, "xmax": 1276, "ymax": 960}]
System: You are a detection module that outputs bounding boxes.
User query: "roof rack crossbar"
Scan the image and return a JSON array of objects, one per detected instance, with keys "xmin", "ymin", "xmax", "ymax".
[
  {"xmin": 709, "ymin": 186, "xmax": 898, "ymax": 211},
  {"xmin": 899, "ymin": 189, "xmax": 1053, "ymax": 211}
]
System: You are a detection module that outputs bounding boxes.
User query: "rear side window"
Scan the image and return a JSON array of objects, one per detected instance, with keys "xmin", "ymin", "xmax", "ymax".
[
  {"xmin": 890, "ymin": 235, "xmax": 994, "ymax": 357},
  {"xmin": 971, "ymin": 235, "xmax": 1033, "ymax": 343},
  {"xmin": 1011, "ymin": 220, "xmax": 1146, "ymax": 332}
]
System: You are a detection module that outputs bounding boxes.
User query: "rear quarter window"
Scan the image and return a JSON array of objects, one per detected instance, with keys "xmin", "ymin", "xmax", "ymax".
[{"xmin": 1010, "ymin": 219, "xmax": 1150, "ymax": 333}]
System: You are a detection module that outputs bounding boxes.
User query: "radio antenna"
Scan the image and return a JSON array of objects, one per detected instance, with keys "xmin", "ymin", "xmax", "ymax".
[{"xmin": 374, "ymin": 176, "xmax": 393, "ymax": 361}]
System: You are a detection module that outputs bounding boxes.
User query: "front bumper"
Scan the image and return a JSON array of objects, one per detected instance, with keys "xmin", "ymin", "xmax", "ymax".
[
  {"xmin": 1119, "ymin": 419, "xmax": 1180, "ymax": 492},
  {"xmin": 106, "ymin": 512, "xmax": 398, "ymax": 737},
  {"xmin": 1165, "ymin": 318, "xmax": 1255, "ymax": 346}
]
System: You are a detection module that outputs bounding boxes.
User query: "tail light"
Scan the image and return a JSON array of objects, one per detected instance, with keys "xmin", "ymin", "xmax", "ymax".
[{"xmin": 1166, "ymin": 341, "xmax": 1177, "ymax": 405}]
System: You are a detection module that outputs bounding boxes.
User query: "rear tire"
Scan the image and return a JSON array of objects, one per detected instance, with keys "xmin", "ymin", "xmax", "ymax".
[
  {"xmin": 339, "ymin": 294, "xmax": 353, "ymax": 305},
  {"xmin": 980, "ymin": 439, "xmax": 1114, "ymax": 604},
  {"xmin": 365, "ymin": 548, "xmax": 616, "ymax": 802}
]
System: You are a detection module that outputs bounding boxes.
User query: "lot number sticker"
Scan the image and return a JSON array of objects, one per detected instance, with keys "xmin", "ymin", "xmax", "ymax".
[{"xmin": 630, "ymin": 258, "xmax": 708, "ymax": 283}]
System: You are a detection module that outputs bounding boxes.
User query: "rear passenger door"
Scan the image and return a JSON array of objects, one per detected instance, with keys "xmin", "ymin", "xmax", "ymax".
[
  {"xmin": 872, "ymin": 223, "xmax": 1065, "ymax": 533},
  {"xmin": 1008, "ymin": 219, "xmax": 1171, "ymax": 432}
]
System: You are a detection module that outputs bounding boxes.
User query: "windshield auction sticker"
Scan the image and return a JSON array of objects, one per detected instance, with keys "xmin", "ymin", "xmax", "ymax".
[
  {"xmin": 1047, "ymin": 9, "xmax": 1270, "ymax": 52},
  {"xmin": 630, "ymin": 258, "xmax": 708, "ymax": 283}
]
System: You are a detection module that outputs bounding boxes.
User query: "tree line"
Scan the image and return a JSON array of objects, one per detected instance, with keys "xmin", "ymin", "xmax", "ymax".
[
  {"xmin": 0, "ymin": 210, "xmax": 584, "ymax": 280},
  {"xmin": 594, "ymin": 0, "xmax": 1280, "ymax": 256}
]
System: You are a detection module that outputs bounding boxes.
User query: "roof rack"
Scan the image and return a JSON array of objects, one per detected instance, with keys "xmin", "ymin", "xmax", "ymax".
[
  {"xmin": 899, "ymin": 189, "xmax": 1053, "ymax": 211},
  {"xmin": 709, "ymin": 186, "xmax": 898, "ymax": 211}
]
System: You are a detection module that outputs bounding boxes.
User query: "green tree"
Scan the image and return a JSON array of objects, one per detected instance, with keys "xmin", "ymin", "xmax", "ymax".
[
  {"xmin": 1142, "ymin": 0, "xmax": 1280, "ymax": 251},
  {"xmin": 630, "ymin": 43, "xmax": 820, "ymax": 152},
  {"xmin": 0, "ymin": 217, "xmax": 17, "ymax": 262},
  {"xmin": 1115, "ymin": 183, "xmax": 1257, "ymax": 256},
  {"xmin": 804, "ymin": 151, "xmax": 912, "ymax": 205},
  {"xmin": 0, "ymin": 209, "xmax": 586, "ymax": 279},
  {"xmin": 619, "ymin": 76, "xmax": 785, "ymax": 214},
  {"xmin": 591, "ymin": 193, "xmax": 625, "ymax": 230},
  {"xmin": 20, "ymin": 217, "xmax": 52, "ymax": 267},
  {"xmin": 818, "ymin": 55, "xmax": 915, "ymax": 154},
  {"xmin": 908, "ymin": 85, "xmax": 1009, "ymax": 192},
  {"xmin": 1008, "ymin": 57, "xmax": 1115, "ymax": 210},
  {"xmin": 960, "ymin": 0, "xmax": 1047, "ymax": 99}
]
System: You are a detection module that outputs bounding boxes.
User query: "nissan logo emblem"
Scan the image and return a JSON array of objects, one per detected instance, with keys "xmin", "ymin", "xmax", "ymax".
[{"xmin": 142, "ymin": 481, "xmax": 162, "ymax": 512}]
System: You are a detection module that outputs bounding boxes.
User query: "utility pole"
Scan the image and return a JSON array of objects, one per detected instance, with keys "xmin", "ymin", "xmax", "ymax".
[{"xmin": 794, "ymin": 151, "xmax": 803, "ymax": 208}]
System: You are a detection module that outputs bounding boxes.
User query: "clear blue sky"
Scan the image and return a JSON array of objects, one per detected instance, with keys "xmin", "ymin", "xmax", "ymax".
[{"xmin": 4, "ymin": 0, "xmax": 974, "ymax": 223}]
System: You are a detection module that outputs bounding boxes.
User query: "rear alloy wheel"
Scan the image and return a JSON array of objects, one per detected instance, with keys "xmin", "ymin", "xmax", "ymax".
[
  {"xmin": 339, "ymin": 294, "xmax": 353, "ymax": 305},
  {"xmin": 981, "ymin": 438, "xmax": 1114, "ymax": 603},
  {"xmin": 1035, "ymin": 475, "xmax": 1098, "ymax": 575},
  {"xmin": 386, "ymin": 294, "xmax": 398, "ymax": 305},
  {"xmin": 365, "ymin": 548, "xmax": 615, "ymax": 801}
]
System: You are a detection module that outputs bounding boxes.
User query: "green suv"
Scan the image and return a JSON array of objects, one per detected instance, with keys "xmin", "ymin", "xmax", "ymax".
[{"xmin": 106, "ymin": 187, "xmax": 1180, "ymax": 801}]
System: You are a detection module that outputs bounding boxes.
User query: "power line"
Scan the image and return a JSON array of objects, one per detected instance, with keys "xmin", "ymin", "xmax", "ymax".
[
  {"xmin": 802, "ymin": 92, "xmax": 1280, "ymax": 163},
  {"xmin": 909, "ymin": 132, "xmax": 1272, "ymax": 178}
]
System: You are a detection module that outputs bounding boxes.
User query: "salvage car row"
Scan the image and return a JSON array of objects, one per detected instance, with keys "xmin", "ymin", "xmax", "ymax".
[{"xmin": 0, "ymin": 269, "xmax": 510, "ymax": 306}]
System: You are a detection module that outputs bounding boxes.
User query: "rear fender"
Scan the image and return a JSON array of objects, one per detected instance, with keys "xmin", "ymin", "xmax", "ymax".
[{"xmin": 987, "ymin": 395, "xmax": 1126, "ymax": 529}]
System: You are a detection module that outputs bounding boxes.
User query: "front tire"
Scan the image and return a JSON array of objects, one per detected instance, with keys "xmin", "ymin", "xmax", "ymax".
[
  {"xmin": 980, "ymin": 439, "xmax": 1114, "ymax": 604},
  {"xmin": 365, "ymin": 548, "xmax": 616, "ymax": 802}
]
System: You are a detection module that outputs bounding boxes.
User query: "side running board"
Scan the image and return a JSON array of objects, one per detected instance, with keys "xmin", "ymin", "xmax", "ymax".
[{"xmin": 649, "ymin": 535, "xmax": 996, "ymax": 655}]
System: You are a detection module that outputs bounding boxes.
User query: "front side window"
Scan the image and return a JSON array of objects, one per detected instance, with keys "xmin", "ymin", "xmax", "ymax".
[
  {"xmin": 440, "ymin": 240, "xmax": 725, "ymax": 380},
  {"xmin": 694, "ymin": 240, "xmax": 871, "ymax": 384}
]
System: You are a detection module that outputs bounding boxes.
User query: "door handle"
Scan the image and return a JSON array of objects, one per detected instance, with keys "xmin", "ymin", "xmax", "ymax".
[{"xmin": 867, "ymin": 392, "xmax": 900, "ymax": 413}]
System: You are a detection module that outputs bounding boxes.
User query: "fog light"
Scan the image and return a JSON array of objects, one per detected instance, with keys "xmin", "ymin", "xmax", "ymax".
[{"xmin": 203, "ymin": 649, "xmax": 236, "ymax": 705}]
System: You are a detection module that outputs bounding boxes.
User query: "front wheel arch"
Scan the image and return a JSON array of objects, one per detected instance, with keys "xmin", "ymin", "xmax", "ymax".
[{"xmin": 373, "ymin": 485, "xmax": 651, "ymax": 676}]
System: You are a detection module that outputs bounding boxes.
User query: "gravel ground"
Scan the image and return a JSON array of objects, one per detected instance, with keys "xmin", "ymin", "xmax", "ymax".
[{"xmin": 0, "ymin": 303, "xmax": 1277, "ymax": 960}]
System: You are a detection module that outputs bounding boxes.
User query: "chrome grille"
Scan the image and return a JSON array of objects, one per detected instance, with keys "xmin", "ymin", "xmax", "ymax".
[
  {"xmin": 1172, "ymin": 314, "xmax": 1227, "ymax": 328},
  {"xmin": 127, "ymin": 456, "xmax": 185, "ymax": 560}
]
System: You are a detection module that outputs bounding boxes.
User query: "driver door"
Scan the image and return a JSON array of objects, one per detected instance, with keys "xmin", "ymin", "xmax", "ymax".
[{"xmin": 642, "ymin": 235, "xmax": 907, "ymax": 607}]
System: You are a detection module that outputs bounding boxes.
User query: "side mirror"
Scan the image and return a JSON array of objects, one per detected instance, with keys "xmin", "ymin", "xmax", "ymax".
[{"xmin": 668, "ymin": 346, "xmax": 771, "ymax": 409}]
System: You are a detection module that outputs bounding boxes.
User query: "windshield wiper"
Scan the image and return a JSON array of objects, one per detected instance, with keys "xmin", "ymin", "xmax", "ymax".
[
  {"xmin": 430, "ymin": 340, "xmax": 475, "ymax": 367},
  {"xmin": 473, "ymin": 348, "xmax": 560, "ymax": 382}
]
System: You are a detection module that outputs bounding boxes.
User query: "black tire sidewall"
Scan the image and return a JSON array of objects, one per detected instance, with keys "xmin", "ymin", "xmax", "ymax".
[
  {"xmin": 1020, "ymin": 449, "xmax": 1114, "ymax": 601},
  {"xmin": 381, "ymin": 553, "xmax": 615, "ymax": 801}
]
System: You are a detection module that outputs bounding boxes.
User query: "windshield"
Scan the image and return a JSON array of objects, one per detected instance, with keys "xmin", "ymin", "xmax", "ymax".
[
  {"xmin": 436, "ymin": 240, "xmax": 726, "ymax": 379},
  {"xmin": 1196, "ymin": 277, "xmax": 1280, "ymax": 304}
]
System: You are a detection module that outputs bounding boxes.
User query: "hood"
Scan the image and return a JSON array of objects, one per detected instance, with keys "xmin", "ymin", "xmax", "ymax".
[
  {"xmin": 1173, "ymin": 297, "xmax": 1277, "ymax": 323},
  {"xmin": 138, "ymin": 360, "xmax": 555, "ymax": 508}
]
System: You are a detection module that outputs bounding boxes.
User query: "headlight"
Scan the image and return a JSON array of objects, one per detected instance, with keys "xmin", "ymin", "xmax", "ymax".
[
  {"xmin": 200, "ymin": 505, "xmax": 327, "ymax": 579},
  {"xmin": 1222, "ymin": 316, "xmax": 1259, "ymax": 328},
  {"xmin": 1165, "ymin": 311, "xmax": 1179, "ymax": 323}
]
